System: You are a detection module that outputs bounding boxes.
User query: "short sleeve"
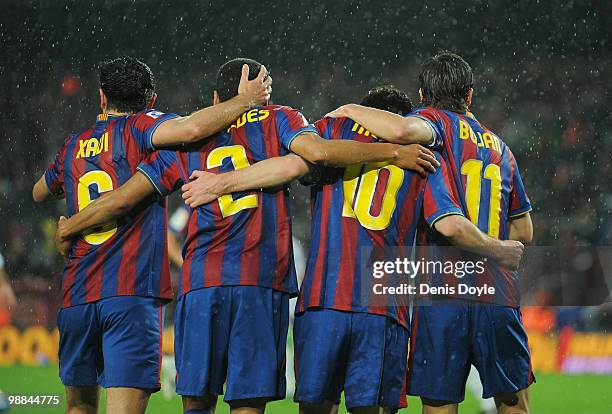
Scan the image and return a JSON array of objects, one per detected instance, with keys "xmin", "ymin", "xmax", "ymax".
[
  {"xmin": 405, "ymin": 107, "xmax": 444, "ymax": 149},
  {"xmin": 423, "ymin": 154, "xmax": 464, "ymax": 226},
  {"xmin": 508, "ymin": 153, "xmax": 532, "ymax": 218},
  {"xmin": 132, "ymin": 109, "xmax": 179, "ymax": 152},
  {"xmin": 136, "ymin": 150, "xmax": 184, "ymax": 197},
  {"xmin": 274, "ymin": 107, "xmax": 318, "ymax": 150},
  {"xmin": 44, "ymin": 135, "xmax": 71, "ymax": 196}
]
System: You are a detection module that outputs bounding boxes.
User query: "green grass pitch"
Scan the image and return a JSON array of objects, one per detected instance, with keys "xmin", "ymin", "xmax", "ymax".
[{"xmin": 1, "ymin": 365, "xmax": 611, "ymax": 413}]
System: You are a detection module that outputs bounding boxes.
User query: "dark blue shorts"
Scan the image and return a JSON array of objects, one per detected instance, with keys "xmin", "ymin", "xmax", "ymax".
[
  {"xmin": 408, "ymin": 301, "xmax": 535, "ymax": 403},
  {"xmin": 174, "ymin": 286, "xmax": 289, "ymax": 401},
  {"xmin": 294, "ymin": 308, "xmax": 409, "ymax": 411},
  {"xmin": 58, "ymin": 296, "xmax": 164, "ymax": 390}
]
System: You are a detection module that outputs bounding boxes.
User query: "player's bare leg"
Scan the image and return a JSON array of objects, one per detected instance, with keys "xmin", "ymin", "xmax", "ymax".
[
  {"xmin": 229, "ymin": 397, "xmax": 269, "ymax": 414},
  {"xmin": 65, "ymin": 385, "xmax": 100, "ymax": 414},
  {"xmin": 495, "ymin": 388, "xmax": 529, "ymax": 414},
  {"xmin": 105, "ymin": 387, "xmax": 151, "ymax": 414},
  {"xmin": 351, "ymin": 406, "xmax": 392, "ymax": 414},
  {"xmin": 182, "ymin": 395, "xmax": 217, "ymax": 414},
  {"xmin": 299, "ymin": 401, "xmax": 339, "ymax": 414},
  {"xmin": 420, "ymin": 399, "xmax": 458, "ymax": 414}
]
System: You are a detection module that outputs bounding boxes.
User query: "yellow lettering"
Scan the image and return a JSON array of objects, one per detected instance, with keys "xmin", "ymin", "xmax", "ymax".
[
  {"xmin": 258, "ymin": 109, "xmax": 269, "ymax": 121},
  {"xmin": 76, "ymin": 140, "xmax": 87, "ymax": 158},
  {"xmin": 246, "ymin": 109, "xmax": 258, "ymax": 123},
  {"xmin": 482, "ymin": 132, "xmax": 493, "ymax": 149},
  {"xmin": 459, "ymin": 120, "xmax": 470, "ymax": 140}
]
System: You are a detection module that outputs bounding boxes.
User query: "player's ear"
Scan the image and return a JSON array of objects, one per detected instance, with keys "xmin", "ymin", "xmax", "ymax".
[
  {"xmin": 466, "ymin": 88, "xmax": 473, "ymax": 107},
  {"xmin": 213, "ymin": 90, "xmax": 221, "ymax": 106},
  {"xmin": 99, "ymin": 88, "xmax": 107, "ymax": 112},
  {"xmin": 148, "ymin": 93, "xmax": 158, "ymax": 109}
]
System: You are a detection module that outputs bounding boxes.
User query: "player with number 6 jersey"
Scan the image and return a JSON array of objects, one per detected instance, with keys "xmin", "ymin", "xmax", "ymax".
[{"xmin": 33, "ymin": 56, "xmax": 271, "ymax": 414}]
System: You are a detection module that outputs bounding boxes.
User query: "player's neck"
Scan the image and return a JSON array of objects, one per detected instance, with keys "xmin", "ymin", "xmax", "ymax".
[{"xmin": 101, "ymin": 108, "xmax": 132, "ymax": 117}]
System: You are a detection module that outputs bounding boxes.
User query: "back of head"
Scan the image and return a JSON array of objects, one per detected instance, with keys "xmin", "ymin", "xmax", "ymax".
[
  {"xmin": 418, "ymin": 51, "xmax": 473, "ymax": 113},
  {"xmin": 216, "ymin": 58, "xmax": 263, "ymax": 102},
  {"xmin": 99, "ymin": 57, "xmax": 155, "ymax": 113},
  {"xmin": 360, "ymin": 85, "xmax": 413, "ymax": 115}
]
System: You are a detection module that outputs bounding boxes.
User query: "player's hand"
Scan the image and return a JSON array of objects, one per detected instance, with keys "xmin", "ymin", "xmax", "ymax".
[
  {"xmin": 238, "ymin": 64, "xmax": 272, "ymax": 107},
  {"xmin": 55, "ymin": 216, "xmax": 72, "ymax": 263},
  {"xmin": 181, "ymin": 170, "xmax": 224, "ymax": 208},
  {"xmin": 496, "ymin": 240, "xmax": 525, "ymax": 270},
  {"xmin": 392, "ymin": 144, "xmax": 440, "ymax": 176},
  {"xmin": 325, "ymin": 104, "xmax": 352, "ymax": 119}
]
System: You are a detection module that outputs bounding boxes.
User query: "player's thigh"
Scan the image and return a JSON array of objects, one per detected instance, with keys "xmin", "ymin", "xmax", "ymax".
[
  {"xmin": 225, "ymin": 286, "xmax": 290, "ymax": 403},
  {"xmin": 344, "ymin": 313, "xmax": 409, "ymax": 412},
  {"xmin": 105, "ymin": 387, "xmax": 151, "ymax": 414},
  {"xmin": 408, "ymin": 303, "xmax": 472, "ymax": 404},
  {"xmin": 98, "ymin": 296, "xmax": 164, "ymax": 391},
  {"xmin": 293, "ymin": 308, "xmax": 350, "ymax": 406},
  {"xmin": 471, "ymin": 305, "xmax": 534, "ymax": 399},
  {"xmin": 58, "ymin": 304, "xmax": 102, "ymax": 387},
  {"xmin": 65, "ymin": 385, "xmax": 100, "ymax": 414},
  {"xmin": 174, "ymin": 287, "xmax": 231, "ymax": 397}
]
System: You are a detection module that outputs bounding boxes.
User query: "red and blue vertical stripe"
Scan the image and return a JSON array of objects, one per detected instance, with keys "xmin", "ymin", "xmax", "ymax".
[
  {"xmin": 296, "ymin": 117, "xmax": 427, "ymax": 329},
  {"xmin": 44, "ymin": 110, "xmax": 177, "ymax": 308}
]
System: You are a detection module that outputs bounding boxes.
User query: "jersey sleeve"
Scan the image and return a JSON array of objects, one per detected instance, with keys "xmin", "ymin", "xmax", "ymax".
[
  {"xmin": 43, "ymin": 135, "xmax": 71, "ymax": 196},
  {"xmin": 136, "ymin": 150, "xmax": 184, "ymax": 197},
  {"xmin": 405, "ymin": 107, "xmax": 444, "ymax": 148},
  {"xmin": 132, "ymin": 109, "xmax": 179, "ymax": 152},
  {"xmin": 423, "ymin": 154, "xmax": 464, "ymax": 226},
  {"xmin": 508, "ymin": 153, "xmax": 532, "ymax": 218},
  {"xmin": 274, "ymin": 106, "xmax": 318, "ymax": 150}
]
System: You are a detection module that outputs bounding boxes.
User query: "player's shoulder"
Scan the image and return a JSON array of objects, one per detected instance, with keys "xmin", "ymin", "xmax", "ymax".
[
  {"xmin": 313, "ymin": 116, "xmax": 356, "ymax": 139},
  {"xmin": 127, "ymin": 108, "xmax": 169, "ymax": 123},
  {"xmin": 409, "ymin": 106, "xmax": 445, "ymax": 119},
  {"xmin": 264, "ymin": 104, "xmax": 295, "ymax": 112}
]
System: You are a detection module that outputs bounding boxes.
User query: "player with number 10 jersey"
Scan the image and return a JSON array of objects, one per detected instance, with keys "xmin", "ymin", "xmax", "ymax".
[{"xmin": 294, "ymin": 88, "xmax": 428, "ymax": 413}]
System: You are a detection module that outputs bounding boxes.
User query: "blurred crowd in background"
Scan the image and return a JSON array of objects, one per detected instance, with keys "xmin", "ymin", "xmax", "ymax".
[{"xmin": 0, "ymin": 1, "xmax": 610, "ymax": 330}]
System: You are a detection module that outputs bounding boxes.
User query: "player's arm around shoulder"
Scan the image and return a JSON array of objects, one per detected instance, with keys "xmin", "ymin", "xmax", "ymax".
[
  {"xmin": 288, "ymin": 130, "xmax": 439, "ymax": 174},
  {"xmin": 181, "ymin": 154, "xmax": 310, "ymax": 209},
  {"xmin": 326, "ymin": 103, "xmax": 434, "ymax": 145},
  {"xmin": 151, "ymin": 65, "xmax": 272, "ymax": 148},
  {"xmin": 55, "ymin": 172, "xmax": 156, "ymax": 259}
]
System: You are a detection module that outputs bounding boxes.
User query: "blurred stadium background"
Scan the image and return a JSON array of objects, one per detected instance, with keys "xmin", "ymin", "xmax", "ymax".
[{"xmin": 0, "ymin": 1, "xmax": 611, "ymax": 413}]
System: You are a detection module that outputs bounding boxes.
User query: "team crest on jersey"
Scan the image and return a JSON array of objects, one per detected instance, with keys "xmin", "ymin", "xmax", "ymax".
[{"xmin": 146, "ymin": 110, "xmax": 164, "ymax": 119}]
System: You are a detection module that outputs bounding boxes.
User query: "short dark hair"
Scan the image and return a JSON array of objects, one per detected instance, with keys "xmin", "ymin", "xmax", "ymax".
[
  {"xmin": 360, "ymin": 85, "xmax": 413, "ymax": 115},
  {"xmin": 216, "ymin": 58, "xmax": 264, "ymax": 102},
  {"xmin": 99, "ymin": 57, "xmax": 155, "ymax": 113},
  {"xmin": 418, "ymin": 51, "xmax": 473, "ymax": 112}
]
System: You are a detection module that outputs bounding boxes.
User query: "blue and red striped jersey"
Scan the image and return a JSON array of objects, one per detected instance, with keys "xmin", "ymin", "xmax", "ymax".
[
  {"xmin": 137, "ymin": 105, "xmax": 316, "ymax": 297},
  {"xmin": 296, "ymin": 117, "xmax": 427, "ymax": 328},
  {"xmin": 44, "ymin": 110, "xmax": 178, "ymax": 308},
  {"xmin": 417, "ymin": 107, "xmax": 531, "ymax": 305}
]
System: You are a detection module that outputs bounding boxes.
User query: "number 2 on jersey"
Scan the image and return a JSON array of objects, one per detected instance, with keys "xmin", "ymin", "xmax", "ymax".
[
  {"xmin": 461, "ymin": 159, "xmax": 502, "ymax": 239},
  {"xmin": 77, "ymin": 170, "xmax": 118, "ymax": 245},
  {"xmin": 206, "ymin": 145, "xmax": 258, "ymax": 218}
]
